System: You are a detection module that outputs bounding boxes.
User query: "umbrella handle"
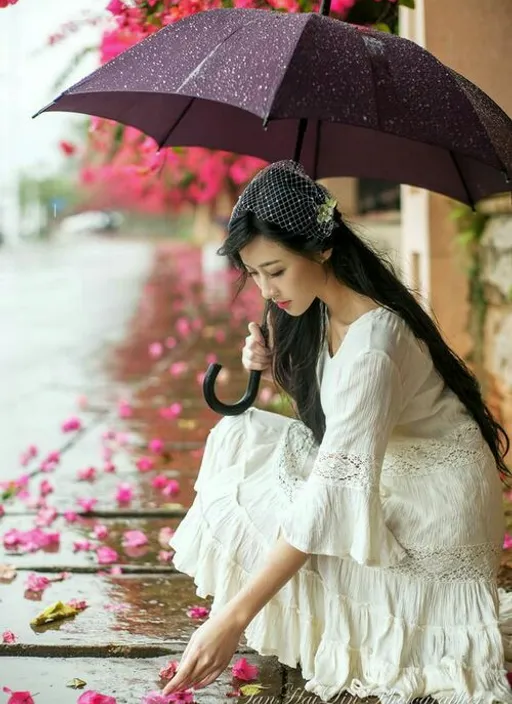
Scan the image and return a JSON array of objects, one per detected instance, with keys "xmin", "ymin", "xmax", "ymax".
[{"xmin": 202, "ymin": 310, "xmax": 270, "ymax": 416}]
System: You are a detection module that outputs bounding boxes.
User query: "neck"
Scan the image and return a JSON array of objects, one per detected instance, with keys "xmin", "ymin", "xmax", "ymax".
[{"xmin": 319, "ymin": 276, "xmax": 375, "ymax": 330}]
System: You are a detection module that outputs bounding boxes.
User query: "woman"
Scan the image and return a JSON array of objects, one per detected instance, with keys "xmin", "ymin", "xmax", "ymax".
[{"xmin": 164, "ymin": 160, "xmax": 512, "ymax": 703}]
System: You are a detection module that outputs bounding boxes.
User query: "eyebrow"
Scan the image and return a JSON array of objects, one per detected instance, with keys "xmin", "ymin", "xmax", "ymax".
[{"xmin": 243, "ymin": 259, "xmax": 282, "ymax": 270}]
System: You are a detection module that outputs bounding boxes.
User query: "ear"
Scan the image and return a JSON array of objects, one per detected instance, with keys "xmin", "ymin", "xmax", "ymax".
[{"xmin": 321, "ymin": 248, "xmax": 333, "ymax": 263}]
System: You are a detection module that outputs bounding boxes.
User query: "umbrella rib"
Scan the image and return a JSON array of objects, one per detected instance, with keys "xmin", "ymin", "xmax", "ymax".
[
  {"xmin": 449, "ymin": 151, "xmax": 475, "ymax": 210},
  {"xmin": 157, "ymin": 97, "xmax": 195, "ymax": 150}
]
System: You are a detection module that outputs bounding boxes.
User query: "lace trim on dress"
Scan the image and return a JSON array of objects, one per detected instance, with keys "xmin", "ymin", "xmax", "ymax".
[
  {"xmin": 382, "ymin": 420, "xmax": 487, "ymax": 477},
  {"xmin": 276, "ymin": 420, "xmax": 317, "ymax": 503},
  {"xmin": 312, "ymin": 451, "xmax": 376, "ymax": 490},
  {"xmin": 387, "ymin": 542, "xmax": 502, "ymax": 583}
]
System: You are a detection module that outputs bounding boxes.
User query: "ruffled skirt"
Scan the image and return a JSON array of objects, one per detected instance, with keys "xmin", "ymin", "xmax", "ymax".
[{"xmin": 169, "ymin": 408, "xmax": 512, "ymax": 704}]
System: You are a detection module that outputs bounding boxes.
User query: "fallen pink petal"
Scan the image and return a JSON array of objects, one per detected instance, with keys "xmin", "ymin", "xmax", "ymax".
[
  {"xmin": 231, "ymin": 657, "xmax": 259, "ymax": 681},
  {"xmin": 2, "ymin": 630, "xmax": 16, "ymax": 643},
  {"xmin": 96, "ymin": 546, "xmax": 119, "ymax": 564},
  {"xmin": 67, "ymin": 598, "xmax": 88, "ymax": 611},
  {"xmin": 121, "ymin": 529, "xmax": 148, "ymax": 548},
  {"xmin": 77, "ymin": 467, "xmax": 97, "ymax": 481},
  {"xmin": 186, "ymin": 605, "xmax": 210, "ymax": 619},
  {"xmin": 77, "ymin": 691, "xmax": 118, "ymax": 704},
  {"xmin": 77, "ymin": 497, "xmax": 98, "ymax": 513},
  {"xmin": 115, "ymin": 482, "xmax": 134, "ymax": 503},
  {"xmin": 149, "ymin": 438, "xmax": 165, "ymax": 454},
  {"xmin": 159, "ymin": 660, "xmax": 180, "ymax": 680},
  {"xmin": 92, "ymin": 524, "xmax": 109, "ymax": 539},
  {"xmin": 2, "ymin": 686, "xmax": 36, "ymax": 704},
  {"xmin": 61, "ymin": 416, "xmax": 82, "ymax": 432},
  {"xmin": 162, "ymin": 480, "xmax": 180, "ymax": 497},
  {"xmin": 73, "ymin": 539, "xmax": 95, "ymax": 552},
  {"xmin": 25, "ymin": 573, "xmax": 52, "ymax": 593},
  {"xmin": 136, "ymin": 456, "xmax": 155, "ymax": 472}
]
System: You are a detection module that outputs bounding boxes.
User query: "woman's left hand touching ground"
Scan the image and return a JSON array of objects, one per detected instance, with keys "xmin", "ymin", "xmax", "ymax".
[{"xmin": 162, "ymin": 609, "xmax": 245, "ymax": 695}]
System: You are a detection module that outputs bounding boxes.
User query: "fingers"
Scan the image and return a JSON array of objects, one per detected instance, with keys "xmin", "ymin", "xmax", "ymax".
[{"xmin": 242, "ymin": 322, "xmax": 272, "ymax": 373}]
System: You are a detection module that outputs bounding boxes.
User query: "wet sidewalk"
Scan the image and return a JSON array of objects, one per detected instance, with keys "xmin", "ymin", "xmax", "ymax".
[{"xmin": 1, "ymin": 233, "xmax": 512, "ymax": 704}]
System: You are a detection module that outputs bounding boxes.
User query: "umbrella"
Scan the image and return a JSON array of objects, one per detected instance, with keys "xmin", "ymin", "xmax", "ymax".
[{"xmin": 34, "ymin": 4, "xmax": 512, "ymax": 415}]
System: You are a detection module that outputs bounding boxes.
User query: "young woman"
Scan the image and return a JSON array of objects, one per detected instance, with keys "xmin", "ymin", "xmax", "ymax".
[{"xmin": 164, "ymin": 160, "xmax": 512, "ymax": 703}]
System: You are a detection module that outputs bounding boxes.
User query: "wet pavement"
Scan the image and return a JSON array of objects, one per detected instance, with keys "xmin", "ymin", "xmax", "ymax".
[{"xmin": 1, "ymin": 233, "xmax": 511, "ymax": 704}]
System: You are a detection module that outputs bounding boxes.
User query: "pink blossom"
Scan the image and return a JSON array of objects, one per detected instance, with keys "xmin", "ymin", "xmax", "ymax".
[
  {"xmin": 176, "ymin": 318, "xmax": 191, "ymax": 337},
  {"xmin": 77, "ymin": 466, "xmax": 97, "ymax": 481},
  {"xmin": 231, "ymin": 657, "xmax": 259, "ymax": 681},
  {"xmin": 142, "ymin": 692, "xmax": 175, "ymax": 704},
  {"xmin": 73, "ymin": 539, "xmax": 94, "ymax": 552},
  {"xmin": 61, "ymin": 416, "xmax": 82, "ymax": 432},
  {"xmin": 162, "ymin": 480, "xmax": 180, "ymax": 497},
  {"xmin": 206, "ymin": 353, "xmax": 217, "ymax": 365},
  {"xmin": 68, "ymin": 598, "xmax": 88, "ymax": 611},
  {"xmin": 35, "ymin": 507, "xmax": 58, "ymax": 527},
  {"xmin": 25, "ymin": 572, "xmax": 52, "ymax": 593},
  {"xmin": 122, "ymin": 529, "xmax": 148, "ymax": 548},
  {"xmin": 2, "ymin": 630, "xmax": 16, "ymax": 643},
  {"xmin": 159, "ymin": 659, "xmax": 179, "ymax": 680},
  {"xmin": 0, "ymin": 504, "xmax": 4, "ymax": 518},
  {"xmin": 136, "ymin": 456, "xmax": 155, "ymax": 472},
  {"xmin": 77, "ymin": 691, "xmax": 117, "ymax": 704},
  {"xmin": 2, "ymin": 687, "xmax": 36, "ymax": 704},
  {"xmin": 77, "ymin": 497, "xmax": 98, "ymax": 513},
  {"xmin": 103, "ymin": 446, "xmax": 114, "ymax": 461},
  {"xmin": 106, "ymin": 0, "xmax": 125, "ymax": 15},
  {"xmin": 63, "ymin": 510, "xmax": 78, "ymax": 523},
  {"xmin": 151, "ymin": 474, "xmax": 169, "ymax": 490},
  {"xmin": 118, "ymin": 399, "xmax": 133, "ymax": 418},
  {"xmin": 504, "ymin": 533, "xmax": 512, "ymax": 550},
  {"xmin": 149, "ymin": 438, "xmax": 165, "ymax": 454},
  {"xmin": 103, "ymin": 461, "xmax": 116, "ymax": 473},
  {"xmin": 109, "ymin": 565, "xmax": 123, "ymax": 576},
  {"xmin": 96, "ymin": 546, "xmax": 119, "ymax": 565},
  {"xmin": 3, "ymin": 527, "xmax": 59, "ymax": 552},
  {"xmin": 159, "ymin": 403, "xmax": 182, "ymax": 420},
  {"xmin": 149, "ymin": 341, "xmax": 164, "ymax": 359},
  {"xmin": 158, "ymin": 550, "xmax": 173, "ymax": 563},
  {"xmin": 214, "ymin": 330, "xmax": 226, "ymax": 343},
  {"xmin": 102, "ymin": 429, "xmax": 117, "ymax": 442},
  {"xmin": 165, "ymin": 337, "xmax": 177, "ymax": 349},
  {"xmin": 158, "ymin": 526, "xmax": 175, "ymax": 547},
  {"xmin": 169, "ymin": 362, "xmax": 188, "ymax": 377},
  {"xmin": 93, "ymin": 523, "xmax": 109, "ymax": 539},
  {"xmin": 186, "ymin": 605, "xmax": 210, "ymax": 619},
  {"xmin": 196, "ymin": 372, "xmax": 206, "ymax": 385},
  {"xmin": 115, "ymin": 482, "xmax": 134, "ymax": 504},
  {"xmin": 39, "ymin": 479, "xmax": 54, "ymax": 497}
]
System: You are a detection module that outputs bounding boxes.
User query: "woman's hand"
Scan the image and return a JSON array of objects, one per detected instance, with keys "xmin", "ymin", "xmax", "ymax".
[
  {"xmin": 161, "ymin": 610, "xmax": 245, "ymax": 695},
  {"xmin": 242, "ymin": 322, "xmax": 272, "ymax": 378}
]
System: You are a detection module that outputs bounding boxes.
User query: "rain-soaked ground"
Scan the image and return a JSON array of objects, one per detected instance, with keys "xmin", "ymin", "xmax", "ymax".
[{"xmin": 1, "ymin": 232, "xmax": 511, "ymax": 703}]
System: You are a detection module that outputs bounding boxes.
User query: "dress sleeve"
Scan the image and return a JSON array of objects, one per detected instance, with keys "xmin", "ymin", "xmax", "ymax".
[{"xmin": 280, "ymin": 349, "xmax": 407, "ymax": 566}]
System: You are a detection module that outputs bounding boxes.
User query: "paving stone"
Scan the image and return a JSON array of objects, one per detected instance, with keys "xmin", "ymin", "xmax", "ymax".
[
  {"xmin": 1, "ymin": 515, "xmax": 181, "ymax": 570},
  {"xmin": 0, "ymin": 651, "xmax": 284, "ymax": 704},
  {"xmin": 0, "ymin": 572, "xmax": 208, "ymax": 647}
]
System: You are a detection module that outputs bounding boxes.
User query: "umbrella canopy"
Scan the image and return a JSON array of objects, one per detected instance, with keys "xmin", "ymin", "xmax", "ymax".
[{"xmin": 35, "ymin": 8, "xmax": 512, "ymax": 206}]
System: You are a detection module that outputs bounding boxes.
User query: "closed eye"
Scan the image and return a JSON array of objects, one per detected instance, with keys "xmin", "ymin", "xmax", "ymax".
[{"xmin": 247, "ymin": 270, "xmax": 285, "ymax": 278}]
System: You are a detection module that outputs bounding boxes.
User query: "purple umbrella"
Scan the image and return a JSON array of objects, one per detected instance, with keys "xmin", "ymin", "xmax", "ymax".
[
  {"xmin": 34, "ymin": 5, "xmax": 512, "ymax": 416},
  {"xmin": 35, "ymin": 7, "xmax": 512, "ymax": 205}
]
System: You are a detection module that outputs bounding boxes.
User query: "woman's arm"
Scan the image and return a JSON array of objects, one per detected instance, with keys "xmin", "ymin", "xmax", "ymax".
[{"xmin": 218, "ymin": 535, "xmax": 310, "ymax": 629}]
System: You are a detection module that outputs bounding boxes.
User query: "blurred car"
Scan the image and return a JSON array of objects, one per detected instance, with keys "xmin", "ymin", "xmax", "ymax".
[{"xmin": 57, "ymin": 210, "xmax": 123, "ymax": 236}]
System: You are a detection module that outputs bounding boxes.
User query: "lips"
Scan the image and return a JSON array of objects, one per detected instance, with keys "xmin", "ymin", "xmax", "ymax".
[{"xmin": 276, "ymin": 300, "xmax": 291, "ymax": 309}]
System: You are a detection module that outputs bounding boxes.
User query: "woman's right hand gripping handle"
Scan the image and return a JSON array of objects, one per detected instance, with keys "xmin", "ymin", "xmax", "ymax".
[{"xmin": 242, "ymin": 322, "xmax": 273, "ymax": 382}]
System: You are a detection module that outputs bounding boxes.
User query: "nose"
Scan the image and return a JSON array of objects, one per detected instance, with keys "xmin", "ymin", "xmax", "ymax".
[{"xmin": 260, "ymin": 279, "xmax": 277, "ymax": 301}]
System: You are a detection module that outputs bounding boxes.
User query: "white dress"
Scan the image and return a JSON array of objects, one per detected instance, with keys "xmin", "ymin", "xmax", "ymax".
[{"xmin": 169, "ymin": 307, "xmax": 512, "ymax": 704}]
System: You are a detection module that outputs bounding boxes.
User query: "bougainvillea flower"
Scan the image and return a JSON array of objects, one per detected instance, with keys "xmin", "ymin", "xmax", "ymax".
[
  {"xmin": 503, "ymin": 533, "xmax": 512, "ymax": 549},
  {"xmin": 61, "ymin": 416, "xmax": 82, "ymax": 432},
  {"xmin": 73, "ymin": 539, "xmax": 94, "ymax": 552},
  {"xmin": 159, "ymin": 403, "xmax": 182, "ymax": 420},
  {"xmin": 77, "ymin": 467, "xmax": 97, "ymax": 481},
  {"xmin": 231, "ymin": 657, "xmax": 259, "ymax": 681},
  {"xmin": 2, "ymin": 687, "xmax": 36, "ymax": 704},
  {"xmin": 115, "ymin": 482, "xmax": 134, "ymax": 503},
  {"xmin": 121, "ymin": 529, "xmax": 148, "ymax": 548},
  {"xmin": 151, "ymin": 474, "xmax": 169, "ymax": 490},
  {"xmin": 92, "ymin": 524, "xmax": 109, "ymax": 540},
  {"xmin": 158, "ymin": 526, "xmax": 175, "ymax": 548},
  {"xmin": 25, "ymin": 573, "xmax": 52, "ymax": 593},
  {"xmin": 149, "ymin": 342, "xmax": 164, "ymax": 358},
  {"xmin": 77, "ymin": 497, "xmax": 98, "ymax": 512},
  {"xmin": 159, "ymin": 660, "xmax": 180, "ymax": 680},
  {"xmin": 136, "ymin": 456, "xmax": 155, "ymax": 472},
  {"xmin": 118, "ymin": 399, "xmax": 133, "ymax": 418},
  {"xmin": 162, "ymin": 480, "xmax": 180, "ymax": 498},
  {"xmin": 186, "ymin": 605, "xmax": 210, "ymax": 619},
  {"xmin": 96, "ymin": 546, "xmax": 119, "ymax": 564},
  {"xmin": 77, "ymin": 691, "xmax": 117, "ymax": 704},
  {"xmin": 149, "ymin": 438, "xmax": 165, "ymax": 454},
  {"xmin": 2, "ymin": 630, "xmax": 16, "ymax": 643}
]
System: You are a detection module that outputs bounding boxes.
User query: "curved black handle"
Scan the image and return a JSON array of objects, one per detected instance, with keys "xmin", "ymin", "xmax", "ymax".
[{"xmin": 202, "ymin": 306, "xmax": 270, "ymax": 416}]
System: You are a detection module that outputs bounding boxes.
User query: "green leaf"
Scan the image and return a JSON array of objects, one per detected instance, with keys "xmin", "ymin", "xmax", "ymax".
[
  {"xmin": 398, "ymin": 0, "xmax": 416, "ymax": 8},
  {"xmin": 239, "ymin": 684, "xmax": 270, "ymax": 696},
  {"xmin": 374, "ymin": 22, "xmax": 392, "ymax": 33}
]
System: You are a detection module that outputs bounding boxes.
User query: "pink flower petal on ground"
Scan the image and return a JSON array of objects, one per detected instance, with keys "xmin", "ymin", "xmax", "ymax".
[
  {"xmin": 73, "ymin": 539, "xmax": 94, "ymax": 552},
  {"xmin": 176, "ymin": 318, "xmax": 191, "ymax": 337},
  {"xmin": 67, "ymin": 598, "xmax": 88, "ymax": 611},
  {"xmin": 77, "ymin": 467, "xmax": 97, "ymax": 481},
  {"xmin": 77, "ymin": 497, "xmax": 98, "ymax": 513},
  {"xmin": 158, "ymin": 527, "xmax": 175, "ymax": 548},
  {"xmin": 115, "ymin": 482, "xmax": 134, "ymax": 504},
  {"xmin": 165, "ymin": 336, "xmax": 177, "ymax": 349},
  {"xmin": 77, "ymin": 691, "xmax": 117, "ymax": 704},
  {"xmin": 103, "ymin": 461, "xmax": 116, "ymax": 473},
  {"xmin": 92, "ymin": 524, "xmax": 109, "ymax": 540},
  {"xmin": 96, "ymin": 546, "xmax": 119, "ymax": 564},
  {"xmin": 63, "ymin": 510, "xmax": 78, "ymax": 523},
  {"xmin": 149, "ymin": 438, "xmax": 165, "ymax": 454},
  {"xmin": 122, "ymin": 530, "xmax": 148, "ymax": 548},
  {"xmin": 39, "ymin": 479, "xmax": 54, "ymax": 497},
  {"xmin": 231, "ymin": 657, "xmax": 259, "ymax": 681},
  {"xmin": 0, "ymin": 504, "xmax": 4, "ymax": 518},
  {"xmin": 61, "ymin": 416, "xmax": 82, "ymax": 432},
  {"xmin": 206, "ymin": 353, "xmax": 217, "ymax": 365},
  {"xmin": 504, "ymin": 533, "xmax": 512, "ymax": 550},
  {"xmin": 159, "ymin": 403, "xmax": 182, "ymax": 420},
  {"xmin": 136, "ymin": 456, "xmax": 155, "ymax": 472},
  {"xmin": 149, "ymin": 342, "xmax": 164, "ymax": 359},
  {"xmin": 104, "ymin": 602, "xmax": 130, "ymax": 612},
  {"xmin": 169, "ymin": 362, "xmax": 188, "ymax": 377},
  {"xmin": 118, "ymin": 399, "xmax": 133, "ymax": 419},
  {"xmin": 215, "ymin": 330, "xmax": 226, "ymax": 343},
  {"xmin": 2, "ymin": 630, "xmax": 16, "ymax": 643},
  {"xmin": 109, "ymin": 565, "xmax": 123, "ymax": 576},
  {"xmin": 186, "ymin": 605, "xmax": 210, "ymax": 619},
  {"xmin": 25, "ymin": 573, "xmax": 52, "ymax": 593},
  {"xmin": 141, "ymin": 692, "xmax": 174, "ymax": 704},
  {"xmin": 35, "ymin": 507, "xmax": 58, "ymax": 527},
  {"xmin": 151, "ymin": 474, "xmax": 169, "ymax": 490},
  {"xmin": 162, "ymin": 480, "xmax": 180, "ymax": 498},
  {"xmin": 2, "ymin": 686, "xmax": 36, "ymax": 704},
  {"xmin": 159, "ymin": 660, "xmax": 180, "ymax": 680},
  {"xmin": 158, "ymin": 550, "xmax": 173, "ymax": 563}
]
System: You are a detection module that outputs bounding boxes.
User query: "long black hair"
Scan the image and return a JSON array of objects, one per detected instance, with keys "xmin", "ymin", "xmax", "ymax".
[{"xmin": 217, "ymin": 208, "xmax": 511, "ymax": 484}]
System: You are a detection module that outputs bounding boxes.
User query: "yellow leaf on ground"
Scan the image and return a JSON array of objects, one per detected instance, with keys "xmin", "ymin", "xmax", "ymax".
[
  {"xmin": 30, "ymin": 600, "xmax": 79, "ymax": 626},
  {"xmin": 66, "ymin": 678, "xmax": 87, "ymax": 689},
  {"xmin": 239, "ymin": 684, "xmax": 269, "ymax": 696}
]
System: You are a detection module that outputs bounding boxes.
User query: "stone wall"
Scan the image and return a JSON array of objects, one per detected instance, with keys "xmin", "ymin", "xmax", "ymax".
[{"xmin": 481, "ymin": 212, "xmax": 512, "ymax": 448}]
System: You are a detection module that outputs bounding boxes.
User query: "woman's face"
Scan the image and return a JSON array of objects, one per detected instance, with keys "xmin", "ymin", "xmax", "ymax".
[{"xmin": 239, "ymin": 236, "xmax": 329, "ymax": 316}]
